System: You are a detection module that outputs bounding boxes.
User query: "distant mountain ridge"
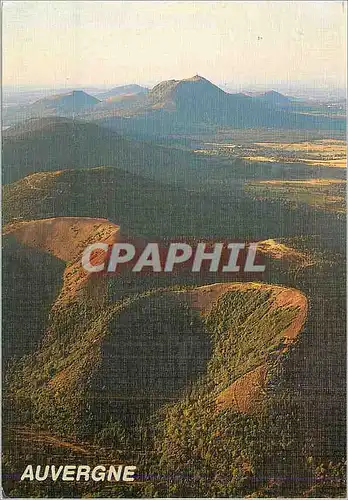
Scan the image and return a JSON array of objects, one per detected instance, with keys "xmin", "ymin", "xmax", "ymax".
[
  {"xmin": 244, "ymin": 90, "xmax": 292, "ymax": 106},
  {"xmin": 96, "ymin": 84, "xmax": 149, "ymax": 100},
  {"xmin": 33, "ymin": 89, "xmax": 100, "ymax": 113},
  {"xmin": 3, "ymin": 75, "xmax": 346, "ymax": 134},
  {"xmin": 93, "ymin": 75, "xmax": 345, "ymax": 135}
]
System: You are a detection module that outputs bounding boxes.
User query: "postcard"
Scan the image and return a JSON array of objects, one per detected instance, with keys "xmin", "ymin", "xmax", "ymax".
[{"xmin": 2, "ymin": 1, "xmax": 346, "ymax": 498}]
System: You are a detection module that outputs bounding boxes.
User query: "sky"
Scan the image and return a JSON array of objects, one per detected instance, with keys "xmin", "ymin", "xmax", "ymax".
[{"xmin": 3, "ymin": 1, "xmax": 347, "ymax": 89}]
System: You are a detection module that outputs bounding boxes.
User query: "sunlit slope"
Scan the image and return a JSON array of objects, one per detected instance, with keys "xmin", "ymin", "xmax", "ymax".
[
  {"xmin": 185, "ymin": 282, "xmax": 307, "ymax": 413},
  {"xmin": 3, "ymin": 167, "xmax": 186, "ymax": 228},
  {"xmin": 2, "ymin": 216, "xmax": 121, "ymax": 361},
  {"xmin": 2, "ymin": 214, "xmax": 343, "ymax": 500},
  {"xmin": 3, "ymin": 167, "xmax": 228, "ymax": 239},
  {"xmin": 244, "ymin": 139, "xmax": 346, "ymax": 167},
  {"xmin": 246, "ymin": 178, "xmax": 346, "ymax": 214},
  {"xmin": 4, "ymin": 216, "xmax": 122, "ymax": 308},
  {"xmin": 7, "ymin": 266, "xmax": 307, "ymax": 438},
  {"xmin": 4, "ymin": 165, "xmax": 344, "ymax": 249}
]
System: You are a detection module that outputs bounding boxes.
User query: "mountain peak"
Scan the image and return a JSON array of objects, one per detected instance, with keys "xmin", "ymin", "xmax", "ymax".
[
  {"xmin": 96, "ymin": 84, "xmax": 149, "ymax": 100},
  {"xmin": 149, "ymin": 75, "xmax": 226, "ymax": 107},
  {"xmin": 33, "ymin": 90, "xmax": 100, "ymax": 112},
  {"xmin": 70, "ymin": 89, "xmax": 88, "ymax": 95},
  {"xmin": 261, "ymin": 90, "xmax": 291, "ymax": 103},
  {"xmin": 183, "ymin": 74, "xmax": 208, "ymax": 82},
  {"xmin": 265, "ymin": 90, "xmax": 284, "ymax": 96}
]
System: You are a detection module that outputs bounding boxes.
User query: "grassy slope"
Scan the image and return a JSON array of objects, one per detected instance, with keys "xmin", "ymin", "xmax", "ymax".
[
  {"xmin": 4, "ymin": 277, "xmax": 312, "ymax": 498},
  {"xmin": 2, "ymin": 167, "xmax": 191, "ymax": 231},
  {"xmin": 2, "ymin": 167, "xmax": 236, "ymax": 240},
  {"xmin": 3, "ymin": 165, "xmax": 346, "ymax": 252},
  {"xmin": 150, "ymin": 286, "xmax": 305, "ymax": 496},
  {"xmin": 2, "ymin": 117, "xmax": 201, "ymax": 185},
  {"xmin": 3, "ymin": 211, "xmax": 344, "ymax": 497},
  {"xmin": 2, "ymin": 119, "xmax": 345, "ymax": 497},
  {"xmin": 3, "ymin": 218, "xmax": 307, "ymax": 460},
  {"xmin": 6, "ymin": 281, "xmax": 305, "ymax": 434}
]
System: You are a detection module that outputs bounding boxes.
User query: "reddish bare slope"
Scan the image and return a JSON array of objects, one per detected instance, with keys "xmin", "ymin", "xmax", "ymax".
[
  {"xmin": 183, "ymin": 282, "xmax": 307, "ymax": 413},
  {"xmin": 4, "ymin": 217, "xmax": 121, "ymax": 306},
  {"xmin": 5, "ymin": 218, "xmax": 308, "ymax": 417}
]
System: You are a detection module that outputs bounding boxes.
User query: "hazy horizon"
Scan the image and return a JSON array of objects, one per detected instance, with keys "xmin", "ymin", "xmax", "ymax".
[
  {"xmin": 2, "ymin": 79, "xmax": 347, "ymax": 92},
  {"xmin": 3, "ymin": 1, "xmax": 347, "ymax": 89}
]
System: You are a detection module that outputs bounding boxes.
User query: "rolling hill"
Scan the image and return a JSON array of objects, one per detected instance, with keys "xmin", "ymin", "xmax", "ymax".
[
  {"xmin": 249, "ymin": 90, "xmax": 292, "ymax": 107},
  {"xmin": 148, "ymin": 74, "xmax": 228, "ymax": 110},
  {"xmin": 4, "ymin": 164, "xmax": 345, "ymax": 254},
  {"xmin": 260, "ymin": 90, "xmax": 291, "ymax": 105},
  {"xmin": 3, "ymin": 212, "xmax": 318, "ymax": 499},
  {"xmin": 3, "ymin": 200, "xmax": 345, "ymax": 498},
  {"xmin": 31, "ymin": 90, "xmax": 100, "ymax": 113},
  {"xmin": 2, "ymin": 86, "xmax": 346, "ymax": 497},
  {"xmin": 3, "ymin": 91, "xmax": 101, "ymax": 127},
  {"xmin": 2, "ymin": 167, "xmax": 220, "ymax": 238},
  {"xmin": 95, "ymin": 84, "xmax": 149, "ymax": 100},
  {"xmin": 2, "ymin": 116, "xmax": 199, "ymax": 185},
  {"xmin": 4, "ymin": 214, "xmax": 307, "ymax": 431}
]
